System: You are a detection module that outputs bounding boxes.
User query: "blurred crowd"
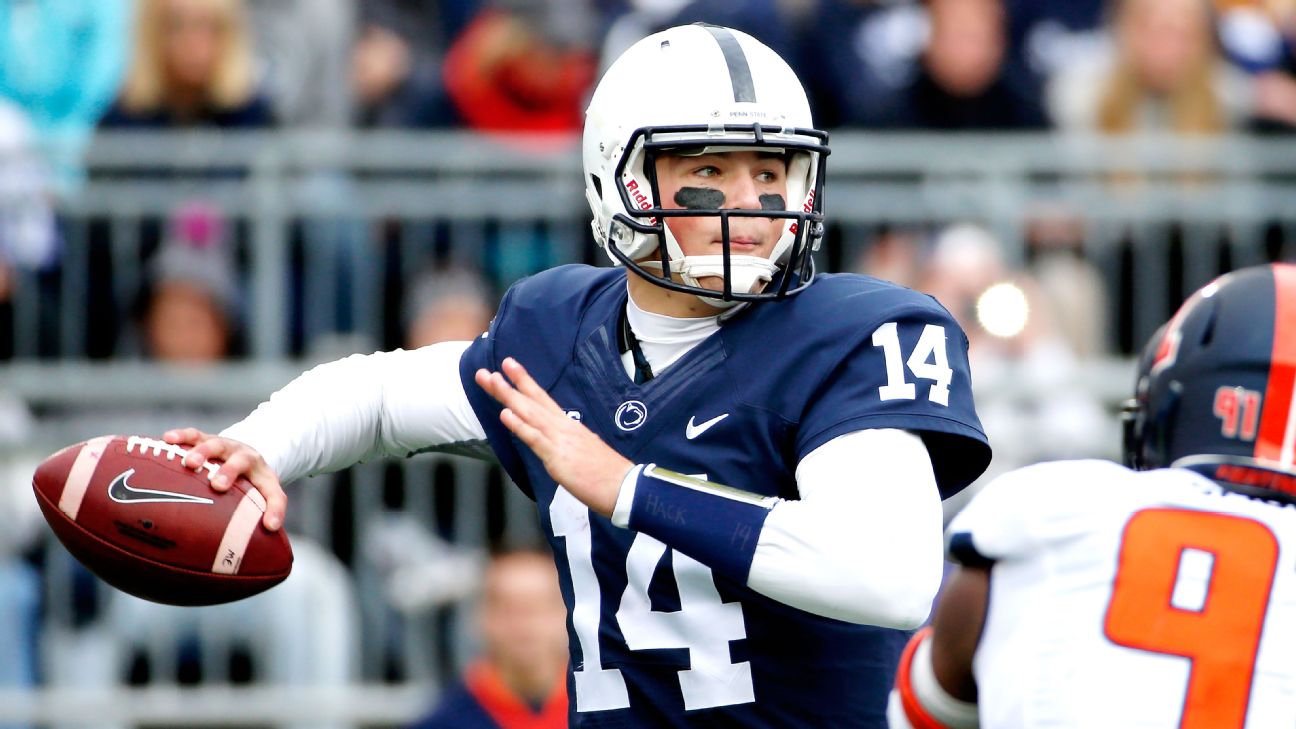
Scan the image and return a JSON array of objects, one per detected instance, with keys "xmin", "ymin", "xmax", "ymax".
[
  {"xmin": 0, "ymin": 0, "xmax": 1293, "ymax": 350},
  {"xmin": 0, "ymin": 0, "xmax": 1290, "ymax": 353},
  {"xmin": 7, "ymin": 0, "xmax": 1296, "ymax": 136},
  {"xmin": 0, "ymin": 0, "xmax": 1293, "ymax": 186},
  {"xmin": 1, "ymin": 0, "xmax": 1295, "ymax": 726}
]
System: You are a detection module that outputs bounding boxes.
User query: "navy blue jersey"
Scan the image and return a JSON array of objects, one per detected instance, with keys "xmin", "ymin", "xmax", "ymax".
[{"xmin": 460, "ymin": 265, "xmax": 990, "ymax": 728}]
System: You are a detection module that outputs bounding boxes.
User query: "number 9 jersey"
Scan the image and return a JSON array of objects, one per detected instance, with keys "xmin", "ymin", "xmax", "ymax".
[
  {"xmin": 947, "ymin": 459, "xmax": 1296, "ymax": 728},
  {"xmin": 460, "ymin": 265, "xmax": 990, "ymax": 727}
]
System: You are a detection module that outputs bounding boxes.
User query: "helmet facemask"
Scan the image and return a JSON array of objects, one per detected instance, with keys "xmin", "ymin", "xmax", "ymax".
[{"xmin": 603, "ymin": 124, "xmax": 828, "ymax": 307}]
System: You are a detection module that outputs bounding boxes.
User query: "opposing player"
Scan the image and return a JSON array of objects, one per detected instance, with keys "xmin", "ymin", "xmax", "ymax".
[
  {"xmin": 890, "ymin": 263, "xmax": 1296, "ymax": 729},
  {"xmin": 167, "ymin": 25, "xmax": 990, "ymax": 726}
]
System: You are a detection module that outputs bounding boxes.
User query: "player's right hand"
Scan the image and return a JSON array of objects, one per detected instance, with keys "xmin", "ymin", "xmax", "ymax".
[{"xmin": 162, "ymin": 428, "xmax": 287, "ymax": 532}]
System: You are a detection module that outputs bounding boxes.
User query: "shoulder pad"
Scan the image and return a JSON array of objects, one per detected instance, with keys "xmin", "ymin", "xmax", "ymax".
[
  {"xmin": 786, "ymin": 274, "xmax": 957, "ymax": 338},
  {"xmin": 948, "ymin": 460, "xmax": 1132, "ymax": 563},
  {"xmin": 505, "ymin": 265, "xmax": 624, "ymax": 318}
]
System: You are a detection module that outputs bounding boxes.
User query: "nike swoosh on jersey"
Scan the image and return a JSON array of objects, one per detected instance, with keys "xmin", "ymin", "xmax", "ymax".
[
  {"xmin": 107, "ymin": 469, "xmax": 215, "ymax": 505},
  {"xmin": 686, "ymin": 413, "xmax": 730, "ymax": 440}
]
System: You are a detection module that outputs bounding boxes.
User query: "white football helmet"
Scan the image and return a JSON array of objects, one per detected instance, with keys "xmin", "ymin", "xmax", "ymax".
[{"xmin": 583, "ymin": 24, "xmax": 829, "ymax": 306}]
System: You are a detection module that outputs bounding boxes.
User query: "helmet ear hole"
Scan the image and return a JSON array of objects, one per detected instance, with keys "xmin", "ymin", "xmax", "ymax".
[
  {"xmin": 1143, "ymin": 379, "xmax": 1183, "ymax": 470},
  {"xmin": 590, "ymin": 175, "xmax": 603, "ymax": 198}
]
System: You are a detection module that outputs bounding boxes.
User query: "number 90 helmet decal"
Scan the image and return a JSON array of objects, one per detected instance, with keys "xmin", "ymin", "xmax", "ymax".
[{"xmin": 582, "ymin": 24, "xmax": 830, "ymax": 307}]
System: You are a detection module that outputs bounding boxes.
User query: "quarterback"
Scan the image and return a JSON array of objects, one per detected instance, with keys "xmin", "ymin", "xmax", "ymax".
[
  {"xmin": 167, "ymin": 25, "xmax": 990, "ymax": 727},
  {"xmin": 891, "ymin": 263, "xmax": 1296, "ymax": 729}
]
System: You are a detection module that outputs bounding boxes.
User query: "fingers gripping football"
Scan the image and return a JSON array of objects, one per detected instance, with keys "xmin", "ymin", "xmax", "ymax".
[
  {"xmin": 163, "ymin": 428, "xmax": 287, "ymax": 531},
  {"xmin": 475, "ymin": 358, "xmax": 633, "ymax": 517}
]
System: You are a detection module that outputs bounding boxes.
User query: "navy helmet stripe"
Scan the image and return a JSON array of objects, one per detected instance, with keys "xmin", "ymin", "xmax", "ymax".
[{"xmin": 700, "ymin": 25, "xmax": 756, "ymax": 103}]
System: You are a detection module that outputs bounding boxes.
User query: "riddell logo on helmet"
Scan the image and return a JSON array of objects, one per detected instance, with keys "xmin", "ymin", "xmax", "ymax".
[
  {"xmin": 789, "ymin": 190, "xmax": 816, "ymax": 235},
  {"xmin": 625, "ymin": 180, "xmax": 652, "ymax": 210}
]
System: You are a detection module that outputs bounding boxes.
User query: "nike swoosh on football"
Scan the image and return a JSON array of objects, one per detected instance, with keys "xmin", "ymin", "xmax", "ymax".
[
  {"xmin": 686, "ymin": 413, "xmax": 729, "ymax": 440},
  {"xmin": 107, "ymin": 469, "xmax": 215, "ymax": 505}
]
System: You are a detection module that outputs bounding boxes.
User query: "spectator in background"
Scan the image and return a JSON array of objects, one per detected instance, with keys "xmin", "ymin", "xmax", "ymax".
[
  {"xmin": 1023, "ymin": 207, "xmax": 1111, "ymax": 358},
  {"xmin": 94, "ymin": 0, "xmax": 267, "ymax": 360},
  {"xmin": 353, "ymin": 0, "xmax": 480, "ymax": 128},
  {"xmin": 807, "ymin": 0, "xmax": 1047, "ymax": 129},
  {"xmin": 1003, "ymin": 0, "xmax": 1107, "ymax": 96},
  {"xmin": 441, "ymin": 1, "xmax": 599, "ymax": 137},
  {"xmin": 246, "ymin": 0, "xmax": 355, "ymax": 128},
  {"xmin": 0, "ymin": 0, "xmax": 130, "ymax": 195},
  {"xmin": 895, "ymin": 0, "xmax": 1048, "ymax": 129},
  {"xmin": 102, "ymin": 0, "xmax": 272, "ymax": 129},
  {"xmin": 404, "ymin": 268, "xmax": 495, "ymax": 350},
  {"xmin": 1049, "ymin": 0, "xmax": 1251, "ymax": 134},
  {"xmin": 436, "ymin": 1, "xmax": 603, "ymax": 287},
  {"xmin": 800, "ymin": 0, "xmax": 929, "ymax": 129},
  {"xmin": 138, "ymin": 202, "xmax": 241, "ymax": 364},
  {"xmin": 407, "ymin": 549, "xmax": 568, "ymax": 729}
]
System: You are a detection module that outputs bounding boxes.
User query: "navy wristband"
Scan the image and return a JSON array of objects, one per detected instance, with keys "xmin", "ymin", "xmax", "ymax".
[{"xmin": 627, "ymin": 465, "xmax": 777, "ymax": 584}]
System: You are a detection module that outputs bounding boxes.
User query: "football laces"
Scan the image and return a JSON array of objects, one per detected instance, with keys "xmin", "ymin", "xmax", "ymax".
[{"xmin": 125, "ymin": 436, "xmax": 219, "ymax": 477}]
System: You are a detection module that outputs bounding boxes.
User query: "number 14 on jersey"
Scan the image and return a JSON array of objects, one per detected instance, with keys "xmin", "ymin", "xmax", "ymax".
[{"xmin": 550, "ymin": 487, "xmax": 755, "ymax": 713}]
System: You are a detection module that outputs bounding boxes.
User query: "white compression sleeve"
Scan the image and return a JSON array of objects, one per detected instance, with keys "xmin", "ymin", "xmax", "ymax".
[
  {"xmin": 746, "ymin": 429, "xmax": 945, "ymax": 627},
  {"xmin": 221, "ymin": 341, "xmax": 486, "ymax": 483}
]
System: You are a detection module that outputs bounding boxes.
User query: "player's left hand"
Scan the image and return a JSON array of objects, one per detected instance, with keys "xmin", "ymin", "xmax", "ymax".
[{"xmin": 475, "ymin": 357, "xmax": 633, "ymax": 517}]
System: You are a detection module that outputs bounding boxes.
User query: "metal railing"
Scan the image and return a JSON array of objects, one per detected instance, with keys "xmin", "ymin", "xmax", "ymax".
[{"xmin": 6, "ymin": 130, "xmax": 1295, "ymax": 363}]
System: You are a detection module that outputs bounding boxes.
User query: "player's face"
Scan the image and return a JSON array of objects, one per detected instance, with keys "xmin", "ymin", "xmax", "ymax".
[{"xmin": 653, "ymin": 150, "xmax": 789, "ymax": 292}]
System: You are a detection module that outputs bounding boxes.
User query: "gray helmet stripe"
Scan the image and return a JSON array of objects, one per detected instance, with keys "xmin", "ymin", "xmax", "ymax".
[{"xmin": 700, "ymin": 25, "xmax": 756, "ymax": 103}]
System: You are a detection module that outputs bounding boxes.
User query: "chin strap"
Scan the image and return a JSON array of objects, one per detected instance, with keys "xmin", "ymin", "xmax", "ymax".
[{"xmin": 640, "ymin": 255, "xmax": 779, "ymax": 309}]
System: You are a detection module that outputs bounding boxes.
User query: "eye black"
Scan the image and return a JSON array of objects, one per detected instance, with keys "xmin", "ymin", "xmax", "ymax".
[{"xmin": 674, "ymin": 188, "xmax": 725, "ymax": 210}]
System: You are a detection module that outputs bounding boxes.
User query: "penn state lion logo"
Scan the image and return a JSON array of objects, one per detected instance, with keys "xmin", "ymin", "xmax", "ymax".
[{"xmin": 615, "ymin": 400, "xmax": 648, "ymax": 431}]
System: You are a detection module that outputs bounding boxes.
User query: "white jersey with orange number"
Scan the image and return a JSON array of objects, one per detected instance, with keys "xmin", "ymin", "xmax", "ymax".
[{"xmin": 947, "ymin": 459, "xmax": 1296, "ymax": 729}]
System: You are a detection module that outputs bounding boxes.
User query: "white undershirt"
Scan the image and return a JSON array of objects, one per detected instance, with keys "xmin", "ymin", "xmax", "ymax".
[
  {"xmin": 222, "ymin": 299, "xmax": 943, "ymax": 628},
  {"xmin": 620, "ymin": 292, "xmax": 720, "ymax": 378}
]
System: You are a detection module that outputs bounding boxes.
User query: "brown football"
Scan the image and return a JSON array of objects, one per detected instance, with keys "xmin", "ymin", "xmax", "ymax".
[{"xmin": 32, "ymin": 435, "xmax": 292, "ymax": 606}]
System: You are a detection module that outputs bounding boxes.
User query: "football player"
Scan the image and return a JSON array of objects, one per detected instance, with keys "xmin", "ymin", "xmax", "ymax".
[
  {"xmin": 167, "ymin": 25, "xmax": 990, "ymax": 727},
  {"xmin": 890, "ymin": 263, "xmax": 1296, "ymax": 729}
]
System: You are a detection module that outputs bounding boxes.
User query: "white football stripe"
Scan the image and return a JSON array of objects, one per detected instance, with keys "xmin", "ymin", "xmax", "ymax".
[
  {"xmin": 245, "ymin": 484, "xmax": 266, "ymax": 510},
  {"xmin": 59, "ymin": 436, "xmax": 114, "ymax": 521},
  {"xmin": 212, "ymin": 491, "xmax": 263, "ymax": 575}
]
